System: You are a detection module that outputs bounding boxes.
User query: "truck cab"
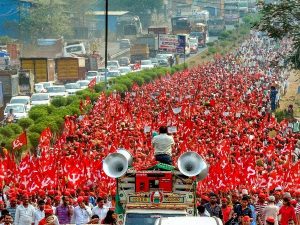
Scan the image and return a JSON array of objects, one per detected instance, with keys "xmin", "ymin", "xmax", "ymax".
[{"xmin": 116, "ymin": 165, "xmax": 197, "ymax": 225}]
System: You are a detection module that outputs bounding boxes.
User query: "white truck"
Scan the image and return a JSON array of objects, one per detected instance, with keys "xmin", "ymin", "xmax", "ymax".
[{"xmin": 103, "ymin": 150, "xmax": 208, "ymax": 225}]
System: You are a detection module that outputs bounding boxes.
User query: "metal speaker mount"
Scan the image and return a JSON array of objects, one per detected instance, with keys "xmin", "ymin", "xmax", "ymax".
[
  {"xmin": 103, "ymin": 153, "xmax": 129, "ymax": 178},
  {"xmin": 178, "ymin": 151, "xmax": 209, "ymax": 179}
]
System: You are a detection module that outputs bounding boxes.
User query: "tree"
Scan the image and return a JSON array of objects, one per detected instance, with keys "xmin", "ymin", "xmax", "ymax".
[
  {"xmin": 255, "ymin": 0, "xmax": 300, "ymax": 68},
  {"xmin": 20, "ymin": 0, "xmax": 72, "ymax": 42}
]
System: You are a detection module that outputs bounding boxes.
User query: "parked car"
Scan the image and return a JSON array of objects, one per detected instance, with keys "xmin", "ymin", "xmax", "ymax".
[
  {"xmin": 141, "ymin": 60, "xmax": 154, "ymax": 70},
  {"xmin": 107, "ymin": 60, "xmax": 120, "ymax": 70},
  {"xmin": 158, "ymin": 58, "xmax": 169, "ymax": 67},
  {"xmin": 10, "ymin": 96, "xmax": 31, "ymax": 111},
  {"xmin": 31, "ymin": 93, "xmax": 50, "ymax": 106},
  {"xmin": 34, "ymin": 83, "xmax": 47, "ymax": 93},
  {"xmin": 118, "ymin": 57, "xmax": 130, "ymax": 66},
  {"xmin": 156, "ymin": 53, "xmax": 174, "ymax": 60},
  {"xmin": 119, "ymin": 66, "xmax": 132, "ymax": 75},
  {"xmin": 150, "ymin": 58, "xmax": 159, "ymax": 67},
  {"xmin": 86, "ymin": 71, "xmax": 99, "ymax": 79},
  {"xmin": 119, "ymin": 39, "xmax": 131, "ymax": 49},
  {"xmin": 46, "ymin": 85, "xmax": 68, "ymax": 98},
  {"xmin": 76, "ymin": 80, "xmax": 90, "ymax": 89},
  {"xmin": 65, "ymin": 83, "xmax": 81, "ymax": 95},
  {"xmin": 4, "ymin": 104, "xmax": 27, "ymax": 120},
  {"xmin": 107, "ymin": 70, "xmax": 121, "ymax": 79}
]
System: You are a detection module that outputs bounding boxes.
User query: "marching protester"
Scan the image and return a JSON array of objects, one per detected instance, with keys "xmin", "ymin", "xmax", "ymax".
[{"xmin": 15, "ymin": 195, "xmax": 35, "ymax": 225}]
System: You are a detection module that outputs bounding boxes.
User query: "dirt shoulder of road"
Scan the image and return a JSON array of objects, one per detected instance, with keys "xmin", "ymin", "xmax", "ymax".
[{"xmin": 279, "ymin": 70, "xmax": 300, "ymax": 118}]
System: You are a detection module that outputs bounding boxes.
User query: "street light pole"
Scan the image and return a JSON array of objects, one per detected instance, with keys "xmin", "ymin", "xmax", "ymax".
[{"xmin": 104, "ymin": 0, "xmax": 108, "ymax": 90}]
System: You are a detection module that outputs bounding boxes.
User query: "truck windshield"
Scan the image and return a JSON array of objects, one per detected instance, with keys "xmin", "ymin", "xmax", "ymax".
[{"xmin": 125, "ymin": 213, "xmax": 186, "ymax": 225}]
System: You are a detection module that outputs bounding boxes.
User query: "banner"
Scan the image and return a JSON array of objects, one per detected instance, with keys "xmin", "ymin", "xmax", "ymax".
[{"xmin": 158, "ymin": 34, "xmax": 178, "ymax": 53}]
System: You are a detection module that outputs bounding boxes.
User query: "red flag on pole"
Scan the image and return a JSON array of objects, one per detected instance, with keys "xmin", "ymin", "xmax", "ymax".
[
  {"xmin": 12, "ymin": 132, "xmax": 27, "ymax": 150},
  {"xmin": 88, "ymin": 77, "xmax": 97, "ymax": 89}
]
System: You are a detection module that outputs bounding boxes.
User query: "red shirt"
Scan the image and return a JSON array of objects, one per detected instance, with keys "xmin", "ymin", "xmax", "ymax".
[
  {"xmin": 222, "ymin": 205, "xmax": 232, "ymax": 223},
  {"xmin": 38, "ymin": 218, "xmax": 46, "ymax": 225},
  {"xmin": 279, "ymin": 205, "xmax": 297, "ymax": 225}
]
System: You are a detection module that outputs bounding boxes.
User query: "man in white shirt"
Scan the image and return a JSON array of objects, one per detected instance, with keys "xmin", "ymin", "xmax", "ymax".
[
  {"xmin": 15, "ymin": 195, "xmax": 35, "ymax": 225},
  {"xmin": 92, "ymin": 197, "xmax": 108, "ymax": 221},
  {"xmin": 152, "ymin": 126, "xmax": 175, "ymax": 165},
  {"xmin": 262, "ymin": 196, "xmax": 279, "ymax": 225},
  {"xmin": 33, "ymin": 200, "xmax": 45, "ymax": 225},
  {"xmin": 73, "ymin": 197, "xmax": 92, "ymax": 225}
]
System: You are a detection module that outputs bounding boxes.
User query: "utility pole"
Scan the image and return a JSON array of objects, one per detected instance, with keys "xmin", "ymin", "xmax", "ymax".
[
  {"xmin": 18, "ymin": 0, "xmax": 21, "ymax": 41},
  {"xmin": 104, "ymin": 0, "xmax": 108, "ymax": 90}
]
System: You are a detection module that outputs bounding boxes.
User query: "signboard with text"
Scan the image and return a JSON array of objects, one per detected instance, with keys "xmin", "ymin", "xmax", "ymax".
[{"xmin": 158, "ymin": 34, "xmax": 178, "ymax": 53}]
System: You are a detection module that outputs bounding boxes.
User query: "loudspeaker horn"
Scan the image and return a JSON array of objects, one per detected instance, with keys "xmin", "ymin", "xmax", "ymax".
[
  {"xmin": 178, "ymin": 151, "xmax": 208, "ymax": 179},
  {"xmin": 117, "ymin": 148, "xmax": 133, "ymax": 167},
  {"xmin": 103, "ymin": 153, "xmax": 128, "ymax": 178}
]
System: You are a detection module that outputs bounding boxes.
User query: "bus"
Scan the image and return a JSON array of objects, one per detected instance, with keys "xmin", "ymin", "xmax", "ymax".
[{"xmin": 171, "ymin": 16, "xmax": 192, "ymax": 35}]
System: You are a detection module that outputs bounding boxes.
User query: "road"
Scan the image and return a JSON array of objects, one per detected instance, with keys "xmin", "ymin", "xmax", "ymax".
[{"xmin": 108, "ymin": 35, "xmax": 219, "ymax": 64}]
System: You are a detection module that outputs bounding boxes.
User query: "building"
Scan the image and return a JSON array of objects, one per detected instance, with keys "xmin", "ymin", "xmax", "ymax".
[
  {"xmin": 194, "ymin": 0, "xmax": 225, "ymax": 17},
  {"xmin": 86, "ymin": 11, "xmax": 130, "ymax": 38},
  {"xmin": 224, "ymin": 0, "xmax": 240, "ymax": 24},
  {"xmin": 0, "ymin": 0, "xmax": 32, "ymax": 39}
]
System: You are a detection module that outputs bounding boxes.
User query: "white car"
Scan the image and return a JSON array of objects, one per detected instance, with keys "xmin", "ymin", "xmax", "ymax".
[
  {"xmin": 4, "ymin": 104, "xmax": 28, "ymax": 120},
  {"xmin": 156, "ymin": 53, "xmax": 174, "ymax": 60},
  {"xmin": 46, "ymin": 85, "xmax": 68, "ymax": 98},
  {"xmin": 64, "ymin": 83, "xmax": 81, "ymax": 95},
  {"xmin": 10, "ymin": 96, "xmax": 31, "ymax": 111},
  {"xmin": 119, "ymin": 66, "xmax": 132, "ymax": 75},
  {"xmin": 107, "ymin": 60, "xmax": 120, "ymax": 70},
  {"xmin": 141, "ymin": 60, "xmax": 154, "ymax": 70},
  {"xmin": 34, "ymin": 83, "xmax": 47, "ymax": 93},
  {"xmin": 31, "ymin": 93, "xmax": 50, "ymax": 106},
  {"xmin": 107, "ymin": 70, "xmax": 121, "ymax": 80},
  {"xmin": 76, "ymin": 80, "xmax": 90, "ymax": 90},
  {"xmin": 86, "ymin": 71, "xmax": 99, "ymax": 79}
]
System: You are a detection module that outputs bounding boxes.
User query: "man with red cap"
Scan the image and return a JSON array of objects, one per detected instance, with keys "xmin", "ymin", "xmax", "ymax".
[
  {"xmin": 6, "ymin": 198, "xmax": 17, "ymax": 220},
  {"xmin": 55, "ymin": 196, "xmax": 73, "ymax": 224},
  {"xmin": 15, "ymin": 195, "xmax": 35, "ymax": 225},
  {"xmin": 242, "ymin": 216, "xmax": 252, "ymax": 225},
  {"xmin": 73, "ymin": 197, "xmax": 92, "ymax": 225},
  {"xmin": 266, "ymin": 217, "xmax": 275, "ymax": 225},
  {"xmin": 222, "ymin": 198, "xmax": 233, "ymax": 224},
  {"xmin": 262, "ymin": 196, "xmax": 279, "ymax": 225},
  {"xmin": 38, "ymin": 205, "xmax": 58, "ymax": 225},
  {"xmin": 255, "ymin": 193, "xmax": 268, "ymax": 225},
  {"xmin": 33, "ymin": 200, "xmax": 45, "ymax": 225}
]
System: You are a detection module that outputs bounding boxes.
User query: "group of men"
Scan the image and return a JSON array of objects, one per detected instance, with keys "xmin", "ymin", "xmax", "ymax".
[{"xmin": 0, "ymin": 191, "xmax": 112, "ymax": 225}]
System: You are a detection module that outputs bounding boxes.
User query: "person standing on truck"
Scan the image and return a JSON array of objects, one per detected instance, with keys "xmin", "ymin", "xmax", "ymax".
[{"xmin": 152, "ymin": 126, "xmax": 175, "ymax": 165}]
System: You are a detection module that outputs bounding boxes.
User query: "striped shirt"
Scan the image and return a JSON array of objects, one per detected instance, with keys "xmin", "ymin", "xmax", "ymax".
[
  {"xmin": 255, "ymin": 202, "xmax": 268, "ymax": 217},
  {"xmin": 296, "ymin": 202, "xmax": 300, "ymax": 215}
]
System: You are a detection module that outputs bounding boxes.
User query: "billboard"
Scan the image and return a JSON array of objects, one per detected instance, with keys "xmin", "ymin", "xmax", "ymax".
[
  {"xmin": 158, "ymin": 34, "xmax": 187, "ymax": 53},
  {"xmin": 158, "ymin": 34, "xmax": 178, "ymax": 53}
]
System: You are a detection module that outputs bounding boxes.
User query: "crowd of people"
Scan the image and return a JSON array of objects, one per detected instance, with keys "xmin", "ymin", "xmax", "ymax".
[{"xmin": 0, "ymin": 31, "xmax": 300, "ymax": 224}]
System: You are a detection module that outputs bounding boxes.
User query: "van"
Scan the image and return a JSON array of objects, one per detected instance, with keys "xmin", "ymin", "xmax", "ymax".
[
  {"xmin": 155, "ymin": 216, "xmax": 223, "ymax": 225},
  {"xmin": 63, "ymin": 43, "xmax": 86, "ymax": 57}
]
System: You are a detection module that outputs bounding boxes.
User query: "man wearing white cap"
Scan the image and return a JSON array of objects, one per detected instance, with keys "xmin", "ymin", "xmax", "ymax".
[{"xmin": 262, "ymin": 196, "xmax": 279, "ymax": 225}]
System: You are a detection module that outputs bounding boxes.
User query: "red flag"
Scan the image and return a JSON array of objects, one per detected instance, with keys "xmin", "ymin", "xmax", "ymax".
[
  {"xmin": 12, "ymin": 132, "xmax": 27, "ymax": 150},
  {"xmin": 88, "ymin": 77, "xmax": 96, "ymax": 89},
  {"xmin": 38, "ymin": 127, "xmax": 52, "ymax": 152}
]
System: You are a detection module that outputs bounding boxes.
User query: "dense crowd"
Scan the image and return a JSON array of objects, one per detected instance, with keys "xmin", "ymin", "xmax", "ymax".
[{"xmin": 0, "ymin": 31, "xmax": 300, "ymax": 224}]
